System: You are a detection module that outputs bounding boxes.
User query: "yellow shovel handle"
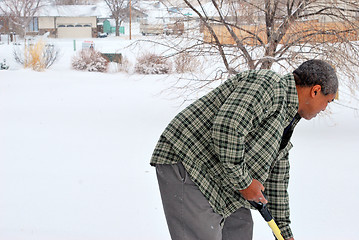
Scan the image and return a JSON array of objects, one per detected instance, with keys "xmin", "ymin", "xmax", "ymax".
[{"xmin": 267, "ymin": 219, "xmax": 285, "ymax": 240}]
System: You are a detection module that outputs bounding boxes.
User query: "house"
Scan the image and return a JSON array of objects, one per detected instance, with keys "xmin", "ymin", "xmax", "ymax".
[
  {"xmin": 2, "ymin": 2, "xmax": 149, "ymax": 39},
  {"xmin": 137, "ymin": 1, "xmax": 192, "ymax": 35},
  {"xmin": 31, "ymin": 5, "xmax": 102, "ymax": 38},
  {"xmin": 1, "ymin": 1, "xmax": 195, "ymax": 39}
]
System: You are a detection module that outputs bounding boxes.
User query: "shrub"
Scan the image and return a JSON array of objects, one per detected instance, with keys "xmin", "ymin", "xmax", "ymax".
[
  {"xmin": 135, "ymin": 53, "xmax": 171, "ymax": 74},
  {"xmin": 175, "ymin": 52, "xmax": 201, "ymax": 73},
  {"xmin": 13, "ymin": 40, "xmax": 59, "ymax": 71},
  {"xmin": 72, "ymin": 49, "xmax": 109, "ymax": 72}
]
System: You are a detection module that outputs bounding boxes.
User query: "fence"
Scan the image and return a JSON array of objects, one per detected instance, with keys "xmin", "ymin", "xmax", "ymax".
[{"xmin": 203, "ymin": 20, "xmax": 359, "ymax": 46}]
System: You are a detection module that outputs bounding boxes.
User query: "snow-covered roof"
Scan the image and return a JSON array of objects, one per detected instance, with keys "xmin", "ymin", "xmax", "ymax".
[
  {"xmin": 1, "ymin": 1, "xmax": 193, "ymax": 20},
  {"xmin": 37, "ymin": 4, "xmax": 110, "ymax": 17},
  {"xmin": 138, "ymin": 1, "xmax": 195, "ymax": 23}
]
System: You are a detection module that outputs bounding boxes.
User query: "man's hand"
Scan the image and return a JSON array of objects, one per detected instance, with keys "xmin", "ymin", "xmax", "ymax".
[
  {"xmin": 286, "ymin": 238, "xmax": 294, "ymax": 240},
  {"xmin": 239, "ymin": 179, "xmax": 267, "ymax": 204}
]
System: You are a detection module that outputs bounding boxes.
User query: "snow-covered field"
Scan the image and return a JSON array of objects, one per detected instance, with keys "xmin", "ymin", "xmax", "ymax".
[{"xmin": 0, "ymin": 36, "xmax": 358, "ymax": 240}]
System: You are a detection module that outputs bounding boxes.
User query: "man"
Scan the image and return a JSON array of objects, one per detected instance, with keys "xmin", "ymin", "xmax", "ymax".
[{"xmin": 150, "ymin": 60, "xmax": 338, "ymax": 240}]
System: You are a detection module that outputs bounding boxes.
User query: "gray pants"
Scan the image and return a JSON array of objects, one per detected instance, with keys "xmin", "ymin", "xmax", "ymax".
[{"xmin": 156, "ymin": 162, "xmax": 253, "ymax": 240}]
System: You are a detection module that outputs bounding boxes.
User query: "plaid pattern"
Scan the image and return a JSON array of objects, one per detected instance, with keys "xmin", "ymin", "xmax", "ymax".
[{"xmin": 151, "ymin": 70, "xmax": 300, "ymax": 239}]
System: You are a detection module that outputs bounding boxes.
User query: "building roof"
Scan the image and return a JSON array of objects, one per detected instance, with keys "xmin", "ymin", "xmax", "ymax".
[{"xmin": 37, "ymin": 4, "xmax": 109, "ymax": 17}]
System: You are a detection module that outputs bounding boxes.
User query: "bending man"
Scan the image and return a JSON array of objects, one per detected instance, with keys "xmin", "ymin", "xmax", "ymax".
[{"xmin": 150, "ymin": 60, "xmax": 338, "ymax": 240}]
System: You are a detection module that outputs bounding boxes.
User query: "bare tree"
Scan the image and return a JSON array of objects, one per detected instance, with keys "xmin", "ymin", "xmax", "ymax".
[
  {"xmin": 104, "ymin": 0, "xmax": 132, "ymax": 36},
  {"xmin": 54, "ymin": 0, "xmax": 98, "ymax": 6},
  {"xmin": 0, "ymin": 0, "xmax": 43, "ymax": 37},
  {"xmin": 158, "ymin": 0, "xmax": 359, "ymax": 88}
]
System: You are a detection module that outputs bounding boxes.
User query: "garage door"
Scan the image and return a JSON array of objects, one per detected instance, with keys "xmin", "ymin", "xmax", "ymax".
[{"xmin": 57, "ymin": 25, "xmax": 92, "ymax": 38}]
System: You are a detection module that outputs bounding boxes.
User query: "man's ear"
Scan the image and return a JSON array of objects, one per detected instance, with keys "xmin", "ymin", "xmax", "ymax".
[{"xmin": 311, "ymin": 85, "xmax": 322, "ymax": 97}]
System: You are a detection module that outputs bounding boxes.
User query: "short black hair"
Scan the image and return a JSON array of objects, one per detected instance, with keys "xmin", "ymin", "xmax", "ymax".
[{"xmin": 293, "ymin": 59, "xmax": 338, "ymax": 95}]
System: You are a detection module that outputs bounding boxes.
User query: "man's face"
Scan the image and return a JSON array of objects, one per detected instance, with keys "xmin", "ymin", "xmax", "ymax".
[{"xmin": 298, "ymin": 90, "xmax": 336, "ymax": 120}]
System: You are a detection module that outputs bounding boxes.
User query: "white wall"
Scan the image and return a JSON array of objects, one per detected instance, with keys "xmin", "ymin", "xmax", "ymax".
[
  {"xmin": 57, "ymin": 26, "xmax": 92, "ymax": 38},
  {"xmin": 39, "ymin": 17, "xmax": 55, "ymax": 29}
]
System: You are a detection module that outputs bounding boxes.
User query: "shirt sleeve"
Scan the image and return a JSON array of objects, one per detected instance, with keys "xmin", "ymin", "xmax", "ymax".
[
  {"xmin": 264, "ymin": 152, "xmax": 293, "ymax": 239},
  {"xmin": 211, "ymin": 80, "xmax": 273, "ymax": 190}
]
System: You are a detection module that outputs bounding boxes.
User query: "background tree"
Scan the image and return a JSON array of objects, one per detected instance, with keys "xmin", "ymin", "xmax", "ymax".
[
  {"xmin": 0, "ymin": 0, "xmax": 43, "ymax": 37},
  {"xmin": 104, "ymin": 0, "xmax": 136, "ymax": 36},
  {"xmin": 159, "ymin": 0, "xmax": 359, "ymax": 89},
  {"xmin": 54, "ymin": 0, "xmax": 92, "ymax": 5}
]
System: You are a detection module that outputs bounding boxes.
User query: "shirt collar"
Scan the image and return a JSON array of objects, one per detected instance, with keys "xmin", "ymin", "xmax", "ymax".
[{"xmin": 283, "ymin": 73, "xmax": 299, "ymax": 119}]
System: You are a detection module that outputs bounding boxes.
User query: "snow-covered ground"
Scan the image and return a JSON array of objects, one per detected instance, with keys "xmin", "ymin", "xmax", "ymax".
[{"xmin": 0, "ymin": 36, "xmax": 358, "ymax": 240}]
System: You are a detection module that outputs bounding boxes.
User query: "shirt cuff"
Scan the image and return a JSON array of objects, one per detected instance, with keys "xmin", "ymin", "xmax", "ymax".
[
  {"xmin": 280, "ymin": 225, "xmax": 293, "ymax": 239},
  {"xmin": 233, "ymin": 170, "xmax": 253, "ymax": 190}
]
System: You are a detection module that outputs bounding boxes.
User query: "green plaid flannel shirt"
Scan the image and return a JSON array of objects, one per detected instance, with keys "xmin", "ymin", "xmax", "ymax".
[{"xmin": 151, "ymin": 70, "xmax": 300, "ymax": 239}]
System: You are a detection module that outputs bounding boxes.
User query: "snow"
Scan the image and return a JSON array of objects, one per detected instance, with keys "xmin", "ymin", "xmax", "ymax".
[
  {"xmin": 37, "ymin": 5, "xmax": 103, "ymax": 17},
  {"xmin": 0, "ymin": 36, "xmax": 359, "ymax": 240}
]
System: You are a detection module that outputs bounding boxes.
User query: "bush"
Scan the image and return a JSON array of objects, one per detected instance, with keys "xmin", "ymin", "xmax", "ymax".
[
  {"xmin": 175, "ymin": 52, "xmax": 201, "ymax": 73},
  {"xmin": 135, "ymin": 53, "xmax": 171, "ymax": 74},
  {"xmin": 72, "ymin": 49, "xmax": 109, "ymax": 72},
  {"xmin": 13, "ymin": 40, "xmax": 59, "ymax": 71}
]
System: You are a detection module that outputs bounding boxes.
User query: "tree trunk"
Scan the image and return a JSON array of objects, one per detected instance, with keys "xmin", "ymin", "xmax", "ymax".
[{"xmin": 115, "ymin": 17, "xmax": 120, "ymax": 36}]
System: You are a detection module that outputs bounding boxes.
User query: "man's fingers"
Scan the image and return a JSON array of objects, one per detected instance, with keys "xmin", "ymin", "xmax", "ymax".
[
  {"xmin": 258, "ymin": 189, "xmax": 268, "ymax": 204},
  {"xmin": 256, "ymin": 180, "xmax": 267, "ymax": 204},
  {"xmin": 258, "ymin": 192, "xmax": 268, "ymax": 204},
  {"xmin": 239, "ymin": 179, "xmax": 268, "ymax": 204}
]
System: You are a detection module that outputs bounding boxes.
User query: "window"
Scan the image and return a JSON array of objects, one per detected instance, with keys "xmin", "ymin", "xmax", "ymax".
[
  {"xmin": 28, "ymin": 17, "xmax": 38, "ymax": 32},
  {"xmin": 58, "ymin": 25, "xmax": 65, "ymax": 27},
  {"xmin": 75, "ymin": 24, "xmax": 82, "ymax": 27},
  {"xmin": 67, "ymin": 25, "xmax": 74, "ymax": 27},
  {"xmin": 83, "ymin": 24, "xmax": 91, "ymax": 27}
]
